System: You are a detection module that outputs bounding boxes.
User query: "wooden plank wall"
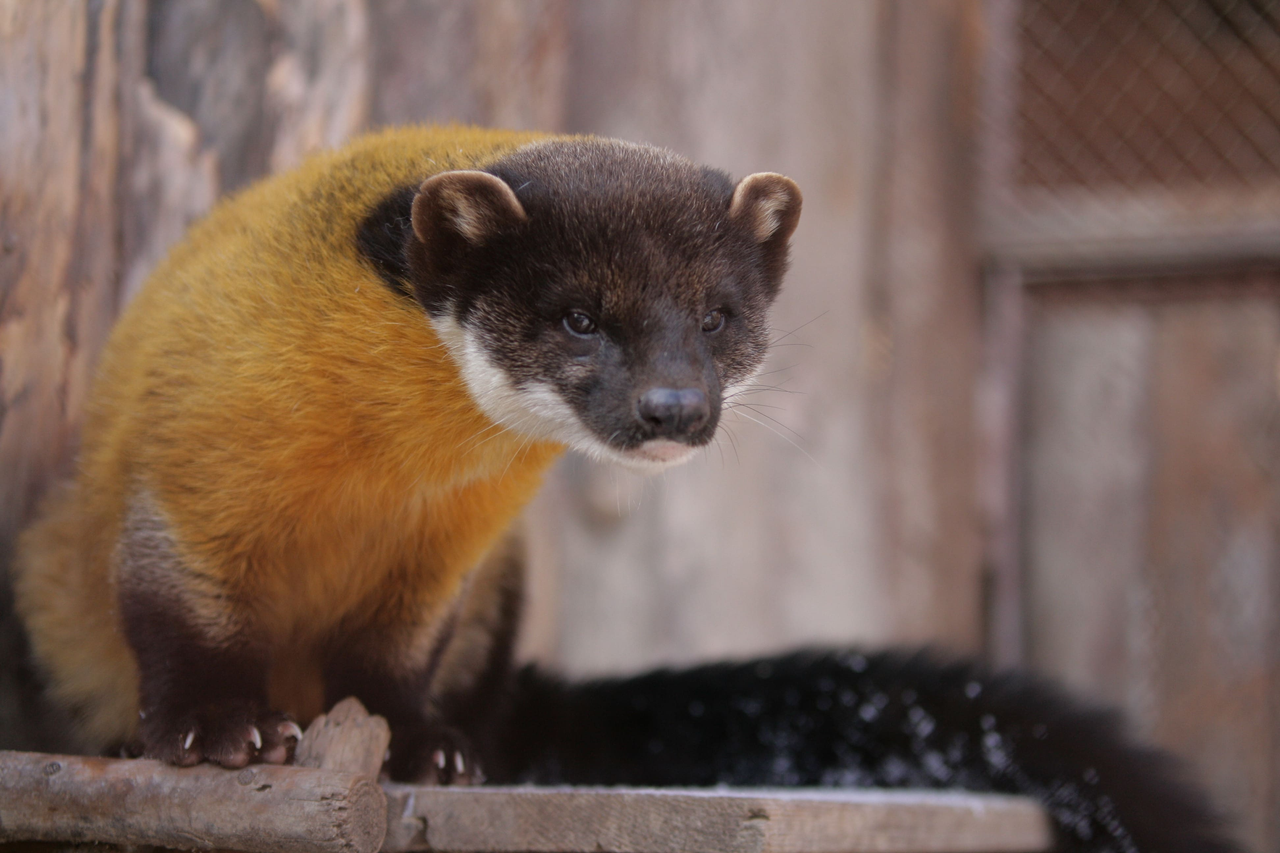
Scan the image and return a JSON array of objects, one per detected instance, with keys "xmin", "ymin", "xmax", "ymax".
[
  {"xmin": 9, "ymin": 4, "xmax": 1272, "ymax": 850},
  {"xmin": 1021, "ymin": 275, "xmax": 1280, "ymax": 853}
]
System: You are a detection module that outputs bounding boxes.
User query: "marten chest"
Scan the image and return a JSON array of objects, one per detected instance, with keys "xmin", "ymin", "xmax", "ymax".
[{"xmin": 240, "ymin": 447, "xmax": 558, "ymax": 648}]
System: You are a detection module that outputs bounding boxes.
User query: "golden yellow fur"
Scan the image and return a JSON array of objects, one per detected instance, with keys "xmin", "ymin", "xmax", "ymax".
[{"xmin": 14, "ymin": 126, "xmax": 565, "ymax": 750}]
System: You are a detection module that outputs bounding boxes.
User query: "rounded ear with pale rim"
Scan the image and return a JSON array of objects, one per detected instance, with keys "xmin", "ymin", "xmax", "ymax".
[
  {"xmin": 729, "ymin": 172, "xmax": 802, "ymax": 247},
  {"xmin": 411, "ymin": 170, "xmax": 527, "ymax": 248}
]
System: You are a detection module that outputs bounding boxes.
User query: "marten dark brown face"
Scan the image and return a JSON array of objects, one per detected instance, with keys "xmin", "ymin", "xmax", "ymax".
[{"xmin": 360, "ymin": 138, "xmax": 801, "ymax": 471}]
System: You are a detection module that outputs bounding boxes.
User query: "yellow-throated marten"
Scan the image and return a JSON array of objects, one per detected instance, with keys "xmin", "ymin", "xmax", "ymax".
[
  {"xmin": 10, "ymin": 125, "xmax": 1242, "ymax": 853},
  {"xmin": 13, "ymin": 125, "xmax": 801, "ymax": 781}
]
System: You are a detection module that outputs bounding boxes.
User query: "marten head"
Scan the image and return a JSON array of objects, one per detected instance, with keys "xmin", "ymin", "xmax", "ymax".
[{"xmin": 362, "ymin": 138, "xmax": 800, "ymax": 471}]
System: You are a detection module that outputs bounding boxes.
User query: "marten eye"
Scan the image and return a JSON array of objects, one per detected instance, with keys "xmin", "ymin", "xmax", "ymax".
[
  {"xmin": 701, "ymin": 308, "xmax": 726, "ymax": 334},
  {"xmin": 563, "ymin": 311, "xmax": 597, "ymax": 337}
]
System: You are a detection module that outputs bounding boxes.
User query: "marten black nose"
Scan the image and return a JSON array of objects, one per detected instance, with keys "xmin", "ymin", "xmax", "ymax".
[{"xmin": 637, "ymin": 387, "xmax": 710, "ymax": 437}]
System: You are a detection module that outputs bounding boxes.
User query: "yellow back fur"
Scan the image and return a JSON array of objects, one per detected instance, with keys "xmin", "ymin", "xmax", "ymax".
[{"xmin": 14, "ymin": 126, "xmax": 566, "ymax": 748}]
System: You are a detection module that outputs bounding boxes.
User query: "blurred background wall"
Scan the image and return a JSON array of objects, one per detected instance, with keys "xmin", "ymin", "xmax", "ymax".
[{"xmin": 1, "ymin": 1, "xmax": 1276, "ymax": 850}]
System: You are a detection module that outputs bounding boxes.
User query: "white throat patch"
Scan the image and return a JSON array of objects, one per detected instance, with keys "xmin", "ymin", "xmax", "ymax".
[{"xmin": 430, "ymin": 315, "xmax": 701, "ymax": 473}]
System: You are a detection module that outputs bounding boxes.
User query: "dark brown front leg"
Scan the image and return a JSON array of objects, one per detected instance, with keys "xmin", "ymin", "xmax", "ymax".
[
  {"xmin": 324, "ymin": 604, "xmax": 483, "ymax": 784},
  {"xmin": 117, "ymin": 495, "xmax": 301, "ymax": 767}
]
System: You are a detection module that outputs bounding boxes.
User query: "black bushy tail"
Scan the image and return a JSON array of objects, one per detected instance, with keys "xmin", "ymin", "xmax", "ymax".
[{"xmin": 479, "ymin": 649, "xmax": 1241, "ymax": 853}]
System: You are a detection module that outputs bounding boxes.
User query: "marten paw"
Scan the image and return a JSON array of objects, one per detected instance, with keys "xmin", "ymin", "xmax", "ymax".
[
  {"xmin": 140, "ymin": 702, "xmax": 304, "ymax": 769},
  {"xmin": 423, "ymin": 735, "xmax": 484, "ymax": 786},
  {"xmin": 387, "ymin": 724, "xmax": 484, "ymax": 785}
]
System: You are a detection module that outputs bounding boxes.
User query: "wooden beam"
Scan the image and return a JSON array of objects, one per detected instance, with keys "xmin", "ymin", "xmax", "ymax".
[
  {"xmin": 0, "ymin": 750, "xmax": 1052, "ymax": 853},
  {"xmin": 864, "ymin": 0, "xmax": 985, "ymax": 650},
  {"xmin": 0, "ymin": 751, "xmax": 386, "ymax": 853},
  {"xmin": 0, "ymin": 698, "xmax": 389, "ymax": 853},
  {"xmin": 983, "ymin": 185, "xmax": 1280, "ymax": 279},
  {"xmin": 978, "ymin": 261, "xmax": 1029, "ymax": 668},
  {"xmin": 382, "ymin": 786, "xmax": 1054, "ymax": 853},
  {"xmin": 295, "ymin": 695, "xmax": 392, "ymax": 778}
]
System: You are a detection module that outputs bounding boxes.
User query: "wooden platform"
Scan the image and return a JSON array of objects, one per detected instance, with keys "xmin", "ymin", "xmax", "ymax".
[
  {"xmin": 384, "ymin": 785, "xmax": 1053, "ymax": 853},
  {"xmin": 0, "ymin": 699, "xmax": 1053, "ymax": 853}
]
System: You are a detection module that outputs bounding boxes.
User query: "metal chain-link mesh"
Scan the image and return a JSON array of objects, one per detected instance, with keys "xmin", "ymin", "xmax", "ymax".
[{"xmin": 1017, "ymin": 0, "xmax": 1280, "ymax": 190}]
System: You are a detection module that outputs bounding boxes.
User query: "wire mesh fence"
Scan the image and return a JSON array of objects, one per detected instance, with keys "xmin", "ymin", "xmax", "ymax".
[
  {"xmin": 1016, "ymin": 0, "xmax": 1280, "ymax": 192},
  {"xmin": 981, "ymin": 0, "xmax": 1280, "ymax": 275}
]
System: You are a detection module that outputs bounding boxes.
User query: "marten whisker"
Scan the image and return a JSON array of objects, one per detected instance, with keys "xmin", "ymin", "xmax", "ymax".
[
  {"xmin": 726, "ymin": 408, "xmax": 815, "ymax": 464},
  {"xmin": 724, "ymin": 400, "xmax": 787, "ymax": 412},
  {"xmin": 727, "ymin": 402, "xmax": 806, "ymax": 443},
  {"xmin": 714, "ymin": 421, "xmax": 742, "ymax": 466},
  {"xmin": 751, "ymin": 363, "xmax": 798, "ymax": 379},
  {"xmin": 767, "ymin": 310, "xmax": 826, "ymax": 347}
]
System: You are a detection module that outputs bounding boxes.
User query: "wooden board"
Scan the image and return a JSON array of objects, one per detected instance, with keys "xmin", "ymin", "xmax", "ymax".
[
  {"xmin": 1142, "ymin": 292, "xmax": 1280, "ymax": 853},
  {"xmin": 368, "ymin": 0, "xmax": 568, "ymax": 132},
  {"xmin": 1020, "ymin": 278, "xmax": 1280, "ymax": 853},
  {"xmin": 382, "ymin": 786, "xmax": 1053, "ymax": 853},
  {"xmin": 0, "ymin": 701, "xmax": 1052, "ymax": 853},
  {"xmin": 0, "ymin": 0, "xmax": 136, "ymax": 755},
  {"xmin": 0, "ymin": 750, "xmax": 386, "ymax": 853},
  {"xmin": 1022, "ymin": 300, "xmax": 1154, "ymax": 701},
  {"xmin": 984, "ymin": 185, "xmax": 1280, "ymax": 279},
  {"xmin": 863, "ymin": 0, "xmax": 984, "ymax": 649}
]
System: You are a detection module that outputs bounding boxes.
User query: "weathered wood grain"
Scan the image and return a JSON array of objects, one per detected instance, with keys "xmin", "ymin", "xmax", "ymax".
[
  {"xmin": 1143, "ymin": 292, "xmax": 1280, "ymax": 853},
  {"xmin": 1, "ymin": 4, "xmax": 1274, "ymax": 849},
  {"xmin": 118, "ymin": 77, "xmax": 218, "ymax": 303},
  {"xmin": 0, "ymin": 750, "xmax": 386, "ymax": 853},
  {"xmin": 1022, "ymin": 301, "xmax": 1154, "ymax": 703},
  {"xmin": 978, "ymin": 262, "xmax": 1028, "ymax": 668},
  {"xmin": 145, "ymin": 0, "xmax": 277, "ymax": 192},
  {"xmin": 1020, "ymin": 277, "xmax": 1280, "ymax": 853},
  {"xmin": 382, "ymin": 786, "xmax": 1053, "ymax": 853},
  {"xmin": 0, "ymin": 0, "xmax": 124, "ymax": 545},
  {"xmin": 367, "ymin": 0, "xmax": 567, "ymax": 131},
  {"xmin": 295, "ymin": 696, "xmax": 392, "ymax": 778},
  {"xmin": 262, "ymin": 0, "xmax": 371, "ymax": 174},
  {"xmin": 986, "ymin": 185, "xmax": 1280, "ymax": 279},
  {"xmin": 862, "ymin": 0, "xmax": 984, "ymax": 649},
  {"xmin": 0, "ymin": 0, "xmax": 141, "ymax": 753},
  {"xmin": 0, "ymin": 697, "xmax": 1054, "ymax": 853}
]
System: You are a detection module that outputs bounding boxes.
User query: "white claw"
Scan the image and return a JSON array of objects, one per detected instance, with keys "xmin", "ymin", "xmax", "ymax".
[
  {"xmin": 183, "ymin": 730, "xmax": 195, "ymax": 751},
  {"xmin": 455, "ymin": 752, "xmax": 465, "ymax": 774},
  {"xmin": 250, "ymin": 726, "xmax": 263, "ymax": 750},
  {"xmin": 282, "ymin": 721, "xmax": 304, "ymax": 742},
  {"xmin": 434, "ymin": 749, "xmax": 446, "ymax": 770}
]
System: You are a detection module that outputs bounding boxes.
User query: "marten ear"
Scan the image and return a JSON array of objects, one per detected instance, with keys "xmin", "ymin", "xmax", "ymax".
[
  {"xmin": 412, "ymin": 170, "xmax": 527, "ymax": 247},
  {"xmin": 729, "ymin": 172, "xmax": 802, "ymax": 246},
  {"xmin": 730, "ymin": 173, "xmax": 801, "ymax": 291}
]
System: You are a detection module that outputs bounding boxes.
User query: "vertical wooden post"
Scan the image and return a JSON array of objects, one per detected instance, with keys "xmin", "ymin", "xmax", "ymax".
[
  {"xmin": 978, "ymin": 261, "xmax": 1027, "ymax": 667},
  {"xmin": 976, "ymin": 0, "xmax": 1027, "ymax": 667},
  {"xmin": 0, "ymin": 0, "xmax": 131, "ymax": 552},
  {"xmin": 865, "ymin": 0, "xmax": 985, "ymax": 650},
  {"xmin": 0, "ymin": 0, "xmax": 143, "ymax": 750}
]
